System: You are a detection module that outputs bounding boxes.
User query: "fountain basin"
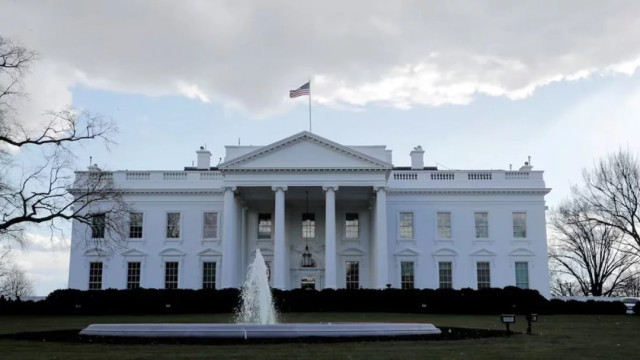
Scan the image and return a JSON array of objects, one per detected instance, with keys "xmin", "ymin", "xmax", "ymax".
[{"xmin": 80, "ymin": 323, "xmax": 441, "ymax": 339}]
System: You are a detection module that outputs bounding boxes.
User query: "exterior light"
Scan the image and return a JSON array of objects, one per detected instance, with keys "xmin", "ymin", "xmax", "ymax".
[
  {"xmin": 526, "ymin": 313, "xmax": 538, "ymax": 335},
  {"xmin": 301, "ymin": 245, "xmax": 315, "ymax": 268},
  {"xmin": 500, "ymin": 314, "xmax": 516, "ymax": 334}
]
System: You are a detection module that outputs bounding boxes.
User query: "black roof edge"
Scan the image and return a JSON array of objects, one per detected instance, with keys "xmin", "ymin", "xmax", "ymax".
[
  {"xmin": 392, "ymin": 166, "xmax": 438, "ymax": 170},
  {"xmin": 183, "ymin": 167, "xmax": 220, "ymax": 171}
]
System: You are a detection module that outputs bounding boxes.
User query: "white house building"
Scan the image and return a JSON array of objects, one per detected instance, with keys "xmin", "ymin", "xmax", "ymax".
[{"xmin": 68, "ymin": 131, "xmax": 552, "ymax": 297}]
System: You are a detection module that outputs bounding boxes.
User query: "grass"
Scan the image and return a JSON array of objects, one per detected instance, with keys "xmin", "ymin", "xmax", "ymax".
[{"xmin": 0, "ymin": 313, "xmax": 638, "ymax": 359}]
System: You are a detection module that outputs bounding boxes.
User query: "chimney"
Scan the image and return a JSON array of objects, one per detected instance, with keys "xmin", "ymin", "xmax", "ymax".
[
  {"xmin": 410, "ymin": 146, "xmax": 425, "ymax": 170},
  {"xmin": 196, "ymin": 146, "xmax": 212, "ymax": 169}
]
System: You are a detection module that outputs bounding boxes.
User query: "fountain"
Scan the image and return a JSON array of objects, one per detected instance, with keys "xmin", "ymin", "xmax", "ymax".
[
  {"xmin": 80, "ymin": 249, "xmax": 440, "ymax": 339},
  {"xmin": 235, "ymin": 249, "xmax": 278, "ymax": 325}
]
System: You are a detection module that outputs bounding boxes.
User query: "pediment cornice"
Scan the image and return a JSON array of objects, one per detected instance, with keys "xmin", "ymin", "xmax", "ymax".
[{"xmin": 219, "ymin": 131, "xmax": 392, "ymax": 171}]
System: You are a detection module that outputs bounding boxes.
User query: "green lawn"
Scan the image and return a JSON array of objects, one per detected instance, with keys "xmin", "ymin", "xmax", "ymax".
[{"xmin": 0, "ymin": 313, "xmax": 638, "ymax": 359}]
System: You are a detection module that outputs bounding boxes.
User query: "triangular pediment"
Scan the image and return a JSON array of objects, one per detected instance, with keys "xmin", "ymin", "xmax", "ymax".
[
  {"xmin": 432, "ymin": 247, "xmax": 459, "ymax": 257},
  {"xmin": 219, "ymin": 132, "xmax": 392, "ymax": 171}
]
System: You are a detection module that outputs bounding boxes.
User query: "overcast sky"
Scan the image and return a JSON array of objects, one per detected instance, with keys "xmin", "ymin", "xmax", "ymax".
[{"xmin": 2, "ymin": 1, "xmax": 640, "ymax": 295}]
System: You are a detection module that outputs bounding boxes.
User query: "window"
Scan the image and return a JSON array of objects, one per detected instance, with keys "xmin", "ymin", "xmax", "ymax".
[
  {"xmin": 477, "ymin": 262, "xmax": 491, "ymax": 289},
  {"xmin": 89, "ymin": 262, "xmax": 103, "ymax": 290},
  {"xmin": 91, "ymin": 214, "xmax": 105, "ymax": 238},
  {"xmin": 515, "ymin": 262, "xmax": 529, "ymax": 289},
  {"xmin": 203, "ymin": 212, "xmax": 218, "ymax": 239},
  {"xmin": 345, "ymin": 261, "xmax": 359, "ymax": 289},
  {"xmin": 302, "ymin": 213, "xmax": 315, "ymax": 239},
  {"xmin": 438, "ymin": 262, "xmax": 452, "ymax": 289},
  {"xmin": 129, "ymin": 212, "xmax": 143, "ymax": 239},
  {"xmin": 474, "ymin": 212, "xmax": 488, "ymax": 238},
  {"xmin": 513, "ymin": 212, "xmax": 527, "ymax": 238},
  {"xmin": 437, "ymin": 212, "xmax": 451, "ymax": 239},
  {"xmin": 127, "ymin": 262, "xmax": 141, "ymax": 289},
  {"xmin": 400, "ymin": 261, "xmax": 415, "ymax": 289},
  {"xmin": 166, "ymin": 212, "xmax": 180, "ymax": 238},
  {"xmin": 345, "ymin": 213, "xmax": 359, "ymax": 239},
  {"xmin": 399, "ymin": 212, "xmax": 414, "ymax": 239},
  {"xmin": 202, "ymin": 262, "xmax": 216, "ymax": 289},
  {"xmin": 258, "ymin": 213, "xmax": 272, "ymax": 239},
  {"xmin": 165, "ymin": 262, "xmax": 179, "ymax": 289}
]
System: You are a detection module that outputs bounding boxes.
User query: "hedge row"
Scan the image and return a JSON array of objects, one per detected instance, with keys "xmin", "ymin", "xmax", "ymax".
[{"xmin": 0, "ymin": 287, "xmax": 628, "ymax": 315}]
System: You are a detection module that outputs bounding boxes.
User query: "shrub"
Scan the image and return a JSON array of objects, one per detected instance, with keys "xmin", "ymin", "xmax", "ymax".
[{"xmin": 0, "ymin": 287, "xmax": 627, "ymax": 315}]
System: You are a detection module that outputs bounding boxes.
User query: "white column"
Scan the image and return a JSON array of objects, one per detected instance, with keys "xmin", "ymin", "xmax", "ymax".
[
  {"xmin": 272, "ymin": 186, "xmax": 288, "ymax": 289},
  {"xmin": 221, "ymin": 186, "xmax": 238, "ymax": 288},
  {"xmin": 374, "ymin": 186, "xmax": 388, "ymax": 289},
  {"xmin": 323, "ymin": 185, "xmax": 338, "ymax": 289}
]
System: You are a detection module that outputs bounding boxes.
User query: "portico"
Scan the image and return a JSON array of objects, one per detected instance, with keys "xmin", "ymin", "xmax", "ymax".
[
  {"xmin": 219, "ymin": 184, "xmax": 389, "ymax": 290},
  {"xmin": 217, "ymin": 132, "xmax": 393, "ymax": 290}
]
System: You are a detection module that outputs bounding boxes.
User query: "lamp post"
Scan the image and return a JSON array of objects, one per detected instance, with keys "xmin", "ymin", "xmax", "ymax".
[
  {"xmin": 525, "ymin": 313, "xmax": 538, "ymax": 335},
  {"xmin": 500, "ymin": 314, "xmax": 516, "ymax": 335}
]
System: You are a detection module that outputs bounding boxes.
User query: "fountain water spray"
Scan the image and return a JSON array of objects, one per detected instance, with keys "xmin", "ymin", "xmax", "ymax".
[{"xmin": 236, "ymin": 249, "xmax": 277, "ymax": 324}]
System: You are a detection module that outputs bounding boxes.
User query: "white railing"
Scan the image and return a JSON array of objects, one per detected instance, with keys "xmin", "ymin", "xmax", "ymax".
[
  {"xmin": 431, "ymin": 172, "xmax": 455, "ymax": 180},
  {"xmin": 163, "ymin": 172, "xmax": 188, "ymax": 181},
  {"xmin": 74, "ymin": 170, "xmax": 225, "ymax": 189},
  {"xmin": 393, "ymin": 172, "xmax": 418, "ymax": 180},
  {"xmin": 200, "ymin": 172, "xmax": 223, "ymax": 181},
  {"xmin": 505, "ymin": 171, "xmax": 530, "ymax": 180},
  {"xmin": 468, "ymin": 172, "xmax": 492, "ymax": 180},
  {"xmin": 126, "ymin": 172, "xmax": 150, "ymax": 181},
  {"xmin": 390, "ymin": 170, "xmax": 545, "ymax": 189}
]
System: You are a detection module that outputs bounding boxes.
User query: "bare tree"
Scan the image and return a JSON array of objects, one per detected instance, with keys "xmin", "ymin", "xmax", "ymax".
[
  {"xmin": 0, "ymin": 36, "xmax": 129, "ymax": 251},
  {"xmin": 550, "ymin": 278, "xmax": 584, "ymax": 297},
  {"xmin": 0, "ymin": 264, "xmax": 34, "ymax": 299},
  {"xmin": 549, "ymin": 198, "xmax": 636, "ymax": 296},
  {"xmin": 617, "ymin": 271, "xmax": 640, "ymax": 297},
  {"xmin": 576, "ymin": 150, "xmax": 640, "ymax": 255}
]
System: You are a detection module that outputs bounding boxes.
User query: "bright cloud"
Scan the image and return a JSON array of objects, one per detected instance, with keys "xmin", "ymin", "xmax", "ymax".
[{"xmin": 1, "ymin": 1, "xmax": 640, "ymax": 115}]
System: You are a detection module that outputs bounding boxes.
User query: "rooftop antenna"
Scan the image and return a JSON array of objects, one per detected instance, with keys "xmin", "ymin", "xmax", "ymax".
[
  {"xmin": 509, "ymin": 164, "xmax": 512, "ymax": 171},
  {"xmin": 89, "ymin": 156, "xmax": 92, "ymax": 167},
  {"xmin": 528, "ymin": 155, "xmax": 532, "ymax": 166}
]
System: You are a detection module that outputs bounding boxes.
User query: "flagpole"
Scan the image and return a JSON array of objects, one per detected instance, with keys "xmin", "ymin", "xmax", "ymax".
[{"xmin": 308, "ymin": 77, "xmax": 312, "ymax": 133}]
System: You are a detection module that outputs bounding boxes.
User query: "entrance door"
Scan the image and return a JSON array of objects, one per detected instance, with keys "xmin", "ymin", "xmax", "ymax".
[{"xmin": 301, "ymin": 276, "xmax": 316, "ymax": 290}]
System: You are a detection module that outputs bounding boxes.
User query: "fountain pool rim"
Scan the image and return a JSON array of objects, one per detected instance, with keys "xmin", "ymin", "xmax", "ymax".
[{"xmin": 79, "ymin": 322, "xmax": 441, "ymax": 339}]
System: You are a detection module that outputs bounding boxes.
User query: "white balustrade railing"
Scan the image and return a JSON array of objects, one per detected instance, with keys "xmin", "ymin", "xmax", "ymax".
[
  {"xmin": 468, "ymin": 172, "xmax": 492, "ymax": 180},
  {"xmin": 393, "ymin": 172, "xmax": 418, "ymax": 180},
  {"xmin": 430, "ymin": 172, "xmax": 455, "ymax": 180},
  {"xmin": 390, "ymin": 170, "xmax": 545, "ymax": 188},
  {"xmin": 74, "ymin": 170, "xmax": 225, "ymax": 189},
  {"xmin": 505, "ymin": 171, "xmax": 530, "ymax": 180},
  {"xmin": 126, "ymin": 172, "xmax": 150, "ymax": 181}
]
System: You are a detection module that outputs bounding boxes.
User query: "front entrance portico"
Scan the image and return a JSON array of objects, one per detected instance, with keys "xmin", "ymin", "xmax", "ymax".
[{"xmin": 220, "ymin": 185, "xmax": 387, "ymax": 290}]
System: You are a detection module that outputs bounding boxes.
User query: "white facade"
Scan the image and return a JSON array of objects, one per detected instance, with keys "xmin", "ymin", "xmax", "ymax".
[{"xmin": 68, "ymin": 131, "xmax": 551, "ymax": 297}]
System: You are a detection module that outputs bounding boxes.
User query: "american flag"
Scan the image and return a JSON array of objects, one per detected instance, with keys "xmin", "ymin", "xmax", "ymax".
[{"xmin": 289, "ymin": 81, "xmax": 310, "ymax": 98}]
